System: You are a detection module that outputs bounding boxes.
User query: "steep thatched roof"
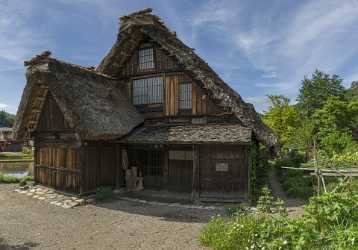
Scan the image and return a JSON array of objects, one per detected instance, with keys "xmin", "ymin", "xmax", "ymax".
[
  {"xmin": 120, "ymin": 124, "xmax": 252, "ymax": 144},
  {"xmin": 97, "ymin": 8, "xmax": 278, "ymax": 147},
  {"xmin": 14, "ymin": 54, "xmax": 143, "ymax": 141}
]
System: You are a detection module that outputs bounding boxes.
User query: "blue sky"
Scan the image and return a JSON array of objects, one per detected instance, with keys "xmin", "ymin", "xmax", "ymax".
[{"xmin": 1, "ymin": 0, "xmax": 358, "ymax": 114}]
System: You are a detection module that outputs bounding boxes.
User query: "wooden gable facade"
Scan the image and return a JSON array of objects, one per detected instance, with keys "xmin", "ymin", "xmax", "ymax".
[{"xmin": 119, "ymin": 39, "xmax": 221, "ymax": 118}]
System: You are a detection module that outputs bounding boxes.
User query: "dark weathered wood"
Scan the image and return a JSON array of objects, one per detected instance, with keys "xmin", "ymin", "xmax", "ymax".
[
  {"xmin": 199, "ymin": 145, "xmax": 249, "ymax": 200},
  {"xmin": 191, "ymin": 145, "xmax": 199, "ymax": 201}
]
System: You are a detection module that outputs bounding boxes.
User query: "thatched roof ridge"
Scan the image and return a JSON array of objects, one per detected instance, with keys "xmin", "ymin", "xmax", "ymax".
[
  {"xmin": 14, "ymin": 55, "xmax": 143, "ymax": 140},
  {"xmin": 97, "ymin": 9, "xmax": 278, "ymax": 147}
]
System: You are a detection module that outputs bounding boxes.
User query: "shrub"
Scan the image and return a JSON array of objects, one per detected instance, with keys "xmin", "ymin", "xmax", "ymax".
[
  {"xmin": 257, "ymin": 186, "xmax": 287, "ymax": 215},
  {"xmin": 95, "ymin": 186, "xmax": 114, "ymax": 201},
  {"xmin": 226, "ymin": 204, "xmax": 250, "ymax": 217},
  {"xmin": 200, "ymin": 185, "xmax": 358, "ymax": 250},
  {"xmin": 275, "ymin": 150, "xmax": 315, "ymax": 199}
]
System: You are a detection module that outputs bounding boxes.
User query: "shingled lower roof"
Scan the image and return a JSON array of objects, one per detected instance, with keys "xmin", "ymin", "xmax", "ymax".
[
  {"xmin": 97, "ymin": 9, "xmax": 278, "ymax": 147},
  {"xmin": 120, "ymin": 124, "xmax": 252, "ymax": 144},
  {"xmin": 14, "ymin": 57, "xmax": 143, "ymax": 140}
]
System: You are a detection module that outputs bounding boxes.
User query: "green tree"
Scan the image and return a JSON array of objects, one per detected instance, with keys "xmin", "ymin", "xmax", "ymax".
[
  {"xmin": 0, "ymin": 110, "xmax": 15, "ymax": 127},
  {"xmin": 263, "ymin": 95, "xmax": 300, "ymax": 147},
  {"xmin": 297, "ymin": 70, "xmax": 345, "ymax": 117},
  {"xmin": 345, "ymin": 81, "xmax": 358, "ymax": 101},
  {"xmin": 313, "ymin": 97, "xmax": 356, "ymax": 132}
]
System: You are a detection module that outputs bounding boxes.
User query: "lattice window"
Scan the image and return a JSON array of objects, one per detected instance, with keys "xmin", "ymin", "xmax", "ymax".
[
  {"xmin": 179, "ymin": 83, "xmax": 192, "ymax": 110},
  {"xmin": 132, "ymin": 77, "xmax": 163, "ymax": 105},
  {"xmin": 138, "ymin": 47, "xmax": 155, "ymax": 70},
  {"xmin": 144, "ymin": 151, "xmax": 163, "ymax": 176}
]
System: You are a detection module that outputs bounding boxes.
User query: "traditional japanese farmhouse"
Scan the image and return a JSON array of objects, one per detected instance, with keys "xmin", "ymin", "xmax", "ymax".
[{"xmin": 14, "ymin": 9, "xmax": 277, "ymax": 202}]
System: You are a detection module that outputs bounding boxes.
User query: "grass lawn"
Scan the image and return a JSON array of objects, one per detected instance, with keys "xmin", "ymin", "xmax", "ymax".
[{"xmin": 0, "ymin": 152, "xmax": 33, "ymax": 162}]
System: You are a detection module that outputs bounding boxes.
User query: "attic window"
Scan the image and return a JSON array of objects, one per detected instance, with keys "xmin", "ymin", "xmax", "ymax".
[
  {"xmin": 179, "ymin": 83, "xmax": 192, "ymax": 110},
  {"xmin": 138, "ymin": 47, "xmax": 154, "ymax": 70},
  {"xmin": 132, "ymin": 77, "xmax": 163, "ymax": 105}
]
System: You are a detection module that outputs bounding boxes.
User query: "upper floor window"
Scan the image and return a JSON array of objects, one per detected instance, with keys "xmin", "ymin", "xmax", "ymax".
[
  {"xmin": 132, "ymin": 77, "xmax": 163, "ymax": 105},
  {"xmin": 179, "ymin": 83, "xmax": 192, "ymax": 111},
  {"xmin": 138, "ymin": 48, "xmax": 155, "ymax": 71}
]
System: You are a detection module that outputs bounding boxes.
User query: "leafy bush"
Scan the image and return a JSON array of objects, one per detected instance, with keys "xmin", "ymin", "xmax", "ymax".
[
  {"xmin": 256, "ymin": 186, "xmax": 287, "ymax": 215},
  {"xmin": 200, "ymin": 184, "xmax": 358, "ymax": 250},
  {"xmin": 226, "ymin": 204, "xmax": 250, "ymax": 217},
  {"xmin": 95, "ymin": 187, "xmax": 114, "ymax": 201},
  {"xmin": 274, "ymin": 150, "xmax": 314, "ymax": 199}
]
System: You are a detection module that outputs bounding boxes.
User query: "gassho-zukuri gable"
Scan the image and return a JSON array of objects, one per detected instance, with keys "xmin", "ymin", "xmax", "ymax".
[{"xmin": 14, "ymin": 8, "xmax": 277, "ymax": 202}]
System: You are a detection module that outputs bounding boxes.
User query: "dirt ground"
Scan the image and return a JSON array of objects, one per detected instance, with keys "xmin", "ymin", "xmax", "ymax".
[
  {"xmin": 0, "ymin": 184, "xmax": 217, "ymax": 250},
  {"xmin": 268, "ymin": 170, "xmax": 306, "ymax": 217}
]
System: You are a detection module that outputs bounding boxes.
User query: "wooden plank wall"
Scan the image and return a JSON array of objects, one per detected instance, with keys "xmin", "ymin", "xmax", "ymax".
[
  {"xmin": 82, "ymin": 143, "xmax": 120, "ymax": 192},
  {"xmin": 37, "ymin": 93, "xmax": 70, "ymax": 131},
  {"xmin": 192, "ymin": 83, "xmax": 207, "ymax": 115},
  {"xmin": 199, "ymin": 145, "xmax": 249, "ymax": 197},
  {"xmin": 165, "ymin": 74, "xmax": 214, "ymax": 116},
  {"xmin": 36, "ymin": 146, "xmax": 80, "ymax": 192},
  {"xmin": 165, "ymin": 75, "xmax": 179, "ymax": 116}
]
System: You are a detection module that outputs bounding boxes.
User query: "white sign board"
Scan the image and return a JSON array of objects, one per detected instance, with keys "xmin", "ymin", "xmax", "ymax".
[{"xmin": 216, "ymin": 162, "xmax": 229, "ymax": 172}]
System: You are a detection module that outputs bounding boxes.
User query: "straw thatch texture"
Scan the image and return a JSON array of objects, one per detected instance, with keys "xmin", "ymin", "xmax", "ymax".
[{"xmin": 14, "ymin": 57, "xmax": 143, "ymax": 140}]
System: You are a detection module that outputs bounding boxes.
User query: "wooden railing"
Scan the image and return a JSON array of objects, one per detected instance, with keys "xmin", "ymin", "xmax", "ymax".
[{"xmin": 35, "ymin": 165, "xmax": 81, "ymax": 193}]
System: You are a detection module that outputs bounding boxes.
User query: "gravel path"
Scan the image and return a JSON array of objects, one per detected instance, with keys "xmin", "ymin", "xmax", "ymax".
[{"xmin": 0, "ymin": 184, "xmax": 216, "ymax": 250}]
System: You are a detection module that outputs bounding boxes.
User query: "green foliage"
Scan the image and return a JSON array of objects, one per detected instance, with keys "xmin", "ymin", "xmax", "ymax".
[
  {"xmin": 345, "ymin": 81, "xmax": 358, "ymax": 101},
  {"xmin": 0, "ymin": 174, "xmax": 20, "ymax": 183},
  {"xmin": 200, "ymin": 186, "xmax": 358, "ymax": 250},
  {"xmin": 0, "ymin": 174, "xmax": 34, "ymax": 184},
  {"xmin": 0, "ymin": 151, "xmax": 34, "ymax": 163},
  {"xmin": 297, "ymin": 70, "xmax": 346, "ymax": 117},
  {"xmin": 292, "ymin": 120, "xmax": 316, "ymax": 154},
  {"xmin": 256, "ymin": 186, "xmax": 287, "ymax": 215},
  {"xmin": 263, "ymin": 95, "xmax": 300, "ymax": 147},
  {"xmin": 250, "ymin": 144, "xmax": 270, "ymax": 204},
  {"xmin": 257, "ymin": 186, "xmax": 274, "ymax": 213},
  {"xmin": 226, "ymin": 204, "xmax": 250, "ymax": 217},
  {"xmin": 274, "ymin": 150, "xmax": 314, "ymax": 199},
  {"xmin": 320, "ymin": 131, "xmax": 356, "ymax": 155},
  {"xmin": 313, "ymin": 97, "xmax": 357, "ymax": 132},
  {"xmin": 281, "ymin": 171, "xmax": 314, "ymax": 199},
  {"xmin": 95, "ymin": 187, "xmax": 114, "ymax": 201},
  {"xmin": 0, "ymin": 110, "xmax": 15, "ymax": 127}
]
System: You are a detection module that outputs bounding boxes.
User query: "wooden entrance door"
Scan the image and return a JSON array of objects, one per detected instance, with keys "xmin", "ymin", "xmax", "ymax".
[{"xmin": 142, "ymin": 150, "xmax": 164, "ymax": 189}]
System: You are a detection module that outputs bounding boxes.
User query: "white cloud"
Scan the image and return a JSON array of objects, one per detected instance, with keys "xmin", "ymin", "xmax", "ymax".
[
  {"xmin": 0, "ymin": 0, "xmax": 53, "ymax": 63},
  {"xmin": 0, "ymin": 102, "xmax": 9, "ymax": 109},
  {"xmin": 244, "ymin": 96, "xmax": 271, "ymax": 113},
  {"xmin": 191, "ymin": 0, "xmax": 358, "ymax": 100}
]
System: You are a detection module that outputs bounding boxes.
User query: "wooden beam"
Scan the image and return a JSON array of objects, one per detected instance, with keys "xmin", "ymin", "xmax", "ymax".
[{"xmin": 191, "ymin": 144, "xmax": 200, "ymax": 203}]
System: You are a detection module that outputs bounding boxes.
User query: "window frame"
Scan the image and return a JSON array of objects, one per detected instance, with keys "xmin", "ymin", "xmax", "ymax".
[
  {"xmin": 131, "ymin": 76, "xmax": 164, "ymax": 107},
  {"xmin": 138, "ymin": 47, "xmax": 155, "ymax": 71},
  {"xmin": 178, "ymin": 82, "xmax": 192, "ymax": 113}
]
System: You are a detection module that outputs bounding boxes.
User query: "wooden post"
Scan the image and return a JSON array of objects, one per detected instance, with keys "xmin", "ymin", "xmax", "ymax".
[
  {"xmin": 115, "ymin": 145, "xmax": 121, "ymax": 189},
  {"xmin": 33, "ymin": 142, "xmax": 38, "ymax": 185},
  {"xmin": 163, "ymin": 148, "xmax": 169, "ymax": 187},
  {"xmin": 78, "ymin": 143, "xmax": 86, "ymax": 195},
  {"xmin": 191, "ymin": 144, "xmax": 199, "ymax": 203}
]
